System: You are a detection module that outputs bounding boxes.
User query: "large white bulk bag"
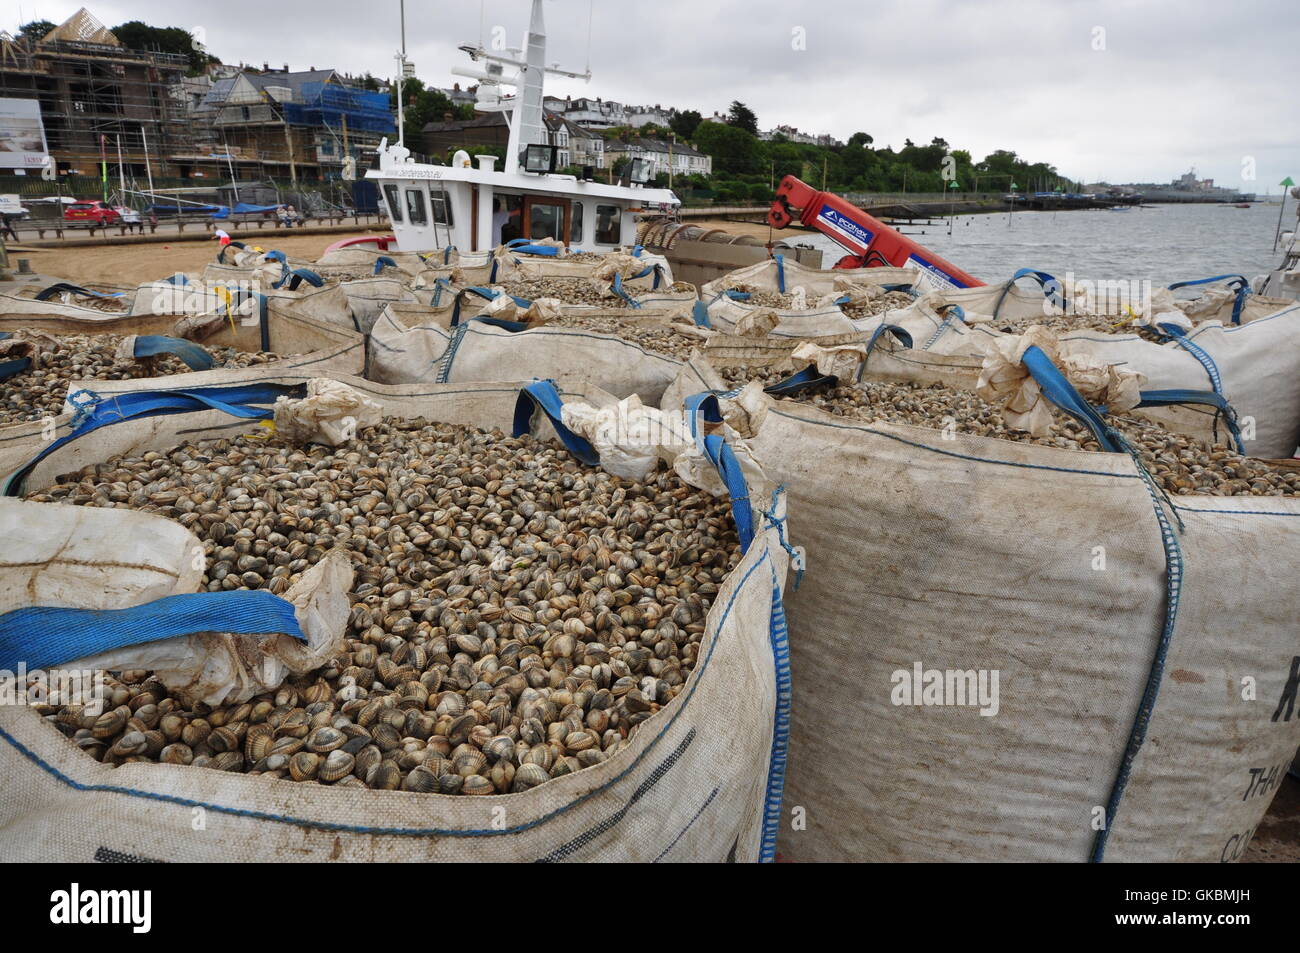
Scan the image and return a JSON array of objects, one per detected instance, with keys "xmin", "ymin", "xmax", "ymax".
[
  {"xmin": 368, "ymin": 303, "xmax": 688, "ymax": 405},
  {"xmin": 0, "ymin": 379, "xmax": 793, "ymax": 862},
  {"xmin": 669, "ymin": 355, "xmax": 1300, "ymax": 862}
]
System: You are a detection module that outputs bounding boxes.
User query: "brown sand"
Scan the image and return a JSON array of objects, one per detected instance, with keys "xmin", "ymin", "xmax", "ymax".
[{"xmin": 7, "ymin": 230, "xmax": 383, "ymax": 287}]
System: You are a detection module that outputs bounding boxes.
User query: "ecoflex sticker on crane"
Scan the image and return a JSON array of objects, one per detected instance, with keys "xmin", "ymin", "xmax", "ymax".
[
  {"xmin": 907, "ymin": 255, "xmax": 969, "ymax": 292},
  {"xmin": 815, "ymin": 204, "xmax": 873, "ymax": 252}
]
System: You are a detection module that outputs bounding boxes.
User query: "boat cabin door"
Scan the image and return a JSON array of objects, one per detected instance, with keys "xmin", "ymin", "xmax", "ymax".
[{"xmin": 522, "ymin": 195, "xmax": 574, "ymax": 246}]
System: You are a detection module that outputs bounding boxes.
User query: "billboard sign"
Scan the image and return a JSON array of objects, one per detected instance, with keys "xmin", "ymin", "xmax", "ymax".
[{"xmin": 0, "ymin": 99, "xmax": 51, "ymax": 170}]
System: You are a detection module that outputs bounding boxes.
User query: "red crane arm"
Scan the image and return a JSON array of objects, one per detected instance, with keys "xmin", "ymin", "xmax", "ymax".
[{"xmin": 767, "ymin": 175, "xmax": 984, "ymax": 288}]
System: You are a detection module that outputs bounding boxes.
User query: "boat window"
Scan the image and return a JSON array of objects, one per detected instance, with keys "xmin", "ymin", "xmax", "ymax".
[
  {"xmin": 569, "ymin": 202, "xmax": 584, "ymax": 245},
  {"xmin": 430, "ymin": 189, "xmax": 454, "ymax": 226},
  {"xmin": 529, "ymin": 203, "xmax": 564, "ymax": 241},
  {"xmin": 595, "ymin": 205, "xmax": 620, "ymax": 245},
  {"xmin": 405, "ymin": 189, "xmax": 428, "ymax": 226},
  {"xmin": 383, "ymin": 185, "xmax": 402, "ymax": 223}
]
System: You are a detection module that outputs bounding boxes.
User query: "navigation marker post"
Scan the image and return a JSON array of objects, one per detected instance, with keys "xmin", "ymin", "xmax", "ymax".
[{"xmin": 1275, "ymin": 176, "xmax": 1294, "ymax": 253}]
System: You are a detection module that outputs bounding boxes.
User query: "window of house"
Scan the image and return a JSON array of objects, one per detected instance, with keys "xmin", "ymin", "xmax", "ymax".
[
  {"xmin": 594, "ymin": 204, "xmax": 620, "ymax": 245},
  {"xmin": 384, "ymin": 184, "xmax": 402, "ymax": 223},
  {"xmin": 405, "ymin": 188, "xmax": 428, "ymax": 226},
  {"xmin": 569, "ymin": 202, "xmax": 584, "ymax": 244}
]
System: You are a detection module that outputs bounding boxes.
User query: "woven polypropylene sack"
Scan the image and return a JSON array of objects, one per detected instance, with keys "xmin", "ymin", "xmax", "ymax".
[
  {"xmin": 666, "ymin": 361, "xmax": 1300, "ymax": 862},
  {"xmin": 368, "ymin": 303, "xmax": 689, "ymax": 405},
  {"xmin": 0, "ymin": 379, "xmax": 791, "ymax": 862}
]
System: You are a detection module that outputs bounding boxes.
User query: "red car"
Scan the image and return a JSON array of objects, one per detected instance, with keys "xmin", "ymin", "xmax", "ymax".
[{"xmin": 63, "ymin": 200, "xmax": 121, "ymax": 225}]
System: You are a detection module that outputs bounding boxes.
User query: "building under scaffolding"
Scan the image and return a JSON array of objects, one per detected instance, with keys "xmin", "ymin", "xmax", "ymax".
[
  {"xmin": 191, "ymin": 68, "xmax": 395, "ymax": 185},
  {"xmin": 0, "ymin": 9, "xmax": 194, "ymax": 184}
]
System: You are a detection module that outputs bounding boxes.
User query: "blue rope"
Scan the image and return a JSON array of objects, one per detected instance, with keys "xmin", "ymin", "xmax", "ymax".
[{"xmin": 760, "ymin": 486, "xmax": 804, "ymax": 592}]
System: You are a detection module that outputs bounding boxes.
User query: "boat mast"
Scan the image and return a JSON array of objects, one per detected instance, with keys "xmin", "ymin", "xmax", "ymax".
[{"xmin": 455, "ymin": 0, "xmax": 590, "ymax": 174}]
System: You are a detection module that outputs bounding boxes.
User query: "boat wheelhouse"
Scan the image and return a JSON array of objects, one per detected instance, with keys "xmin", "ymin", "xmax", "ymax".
[{"xmin": 366, "ymin": 1, "xmax": 679, "ymax": 255}]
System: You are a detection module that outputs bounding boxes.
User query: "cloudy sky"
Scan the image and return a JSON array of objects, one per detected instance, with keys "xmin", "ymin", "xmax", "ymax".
[{"xmin": 12, "ymin": 0, "xmax": 1298, "ymax": 189}]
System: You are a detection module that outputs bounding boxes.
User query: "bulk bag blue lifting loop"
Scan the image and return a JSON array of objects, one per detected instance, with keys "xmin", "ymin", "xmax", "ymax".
[
  {"xmin": 2, "ymin": 382, "xmax": 305, "ymax": 498},
  {"xmin": 131, "ymin": 335, "xmax": 215, "ymax": 372},
  {"xmin": 991, "ymin": 268, "xmax": 1065, "ymax": 320},
  {"xmin": 1168, "ymin": 274, "xmax": 1250, "ymax": 325},
  {"xmin": 0, "ymin": 589, "xmax": 306, "ymax": 674}
]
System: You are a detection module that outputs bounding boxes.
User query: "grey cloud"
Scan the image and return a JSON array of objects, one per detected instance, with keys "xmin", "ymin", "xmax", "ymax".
[{"xmin": 20, "ymin": 0, "xmax": 1298, "ymax": 187}]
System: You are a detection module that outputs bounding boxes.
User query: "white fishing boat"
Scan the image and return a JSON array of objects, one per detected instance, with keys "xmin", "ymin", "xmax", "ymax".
[{"xmin": 364, "ymin": 0, "xmax": 678, "ymax": 255}]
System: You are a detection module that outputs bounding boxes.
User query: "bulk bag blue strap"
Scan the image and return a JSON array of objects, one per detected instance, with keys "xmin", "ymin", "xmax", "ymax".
[
  {"xmin": 922, "ymin": 304, "xmax": 965, "ymax": 350},
  {"xmin": 991, "ymin": 268, "xmax": 1064, "ymax": 319},
  {"xmin": 436, "ymin": 316, "xmax": 530, "ymax": 384},
  {"xmin": 1132, "ymin": 388, "xmax": 1245, "ymax": 454},
  {"xmin": 3, "ymin": 383, "xmax": 303, "ymax": 498},
  {"xmin": 724, "ymin": 290, "xmax": 752, "ymax": 301},
  {"xmin": 160, "ymin": 273, "xmax": 189, "ymax": 286},
  {"xmin": 682, "ymin": 392, "xmax": 757, "ymax": 551},
  {"xmin": 465, "ymin": 316, "xmax": 530, "ymax": 333},
  {"xmin": 702, "ymin": 432, "xmax": 755, "ymax": 552},
  {"xmin": 451, "ymin": 286, "xmax": 499, "ymax": 326},
  {"xmin": 879, "ymin": 282, "xmax": 919, "ymax": 297},
  {"xmin": 691, "ymin": 299, "xmax": 712, "ymax": 328},
  {"xmin": 512, "ymin": 381, "xmax": 600, "ymax": 465},
  {"xmin": 216, "ymin": 240, "xmax": 247, "ymax": 264},
  {"xmin": 764, "ymin": 365, "xmax": 836, "ymax": 397},
  {"xmin": 856, "ymin": 323, "xmax": 914, "ymax": 381},
  {"xmin": 0, "ymin": 356, "xmax": 31, "ymax": 381},
  {"xmin": 509, "ymin": 243, "xmax": 561, "ymax": 257},
  {"xmin": 263, "ymin": 250, "xmax": 286, "ymax": 264},
  {"xmin": 132, "ymin": 335, "xmax": 215, "ymax": 372},
  {"xmin": 773, "ymin": 253, "xmax": 786, "ymax": 293},
  {"xmin": 1167, "ymin": 274, "xmax": 1249, "ymax": 325},
  {"xmin": 429, "ymin": 277, "xmax": 454, "ymax": 307},
  {"xmin": 628, "ymin": 263, "xmax": 664, "ymax": 290},
  {"xmin": 444, "ymin": 245, "xmax": 454, "ymax": 265},
  {"xmin": 1168, "ymin": 273, "xmax": 1248, "ymax": 291},
  {"xmin": 373, "ymin": 256, "xmax": 398, "ymax": 274},
  {"xmin": 610, "ymin": 272, "xmax": 642, "ymax": 309},
  {"xmin": 34, "ymin": 282, "xmax": 124, "ymax": 302},
  {"xmin": 450, "ymin": 287, "xmax": 532, "ymax": 326},
  {"xmin": 1155, "ymin": 322, "xmax": 1224, "ymax": 394},
  {"xmin": 1021, "ymin": 345, "xmax": 1123, "ymax": 452},
  {"xmin": 0, "ymin": 590, "xmax": 305, "ymax": 673},
  {"xmin": 273, "ymin": 267, "xmax": 324, "ymax": 291}
]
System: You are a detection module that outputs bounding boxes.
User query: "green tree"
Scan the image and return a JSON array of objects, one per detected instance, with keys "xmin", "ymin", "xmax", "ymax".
[
  {"xmin": 847, "ymin": 131, "xmax": 874, "ymax": 149},
  {"xmin": 726, "ymin": 101, "xmax": 758, "ymax": 136},
  {"xmin": 110, "ymin": 21, "xmax": 217, "ymax": 74},
  {"xmin": 669, "ymin": 109, "xmax": 702, "ymax": 140},
  {"xmin": 395, "ymin": 79, "xmax": 474, "ymax": 148},
  {"xmin": 18, "ymin": 20, "xmax": 55, "ymax": 42},
  {"xmin": 693, "ymin": 121, "xmax": 762, "ymax": 176}
]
